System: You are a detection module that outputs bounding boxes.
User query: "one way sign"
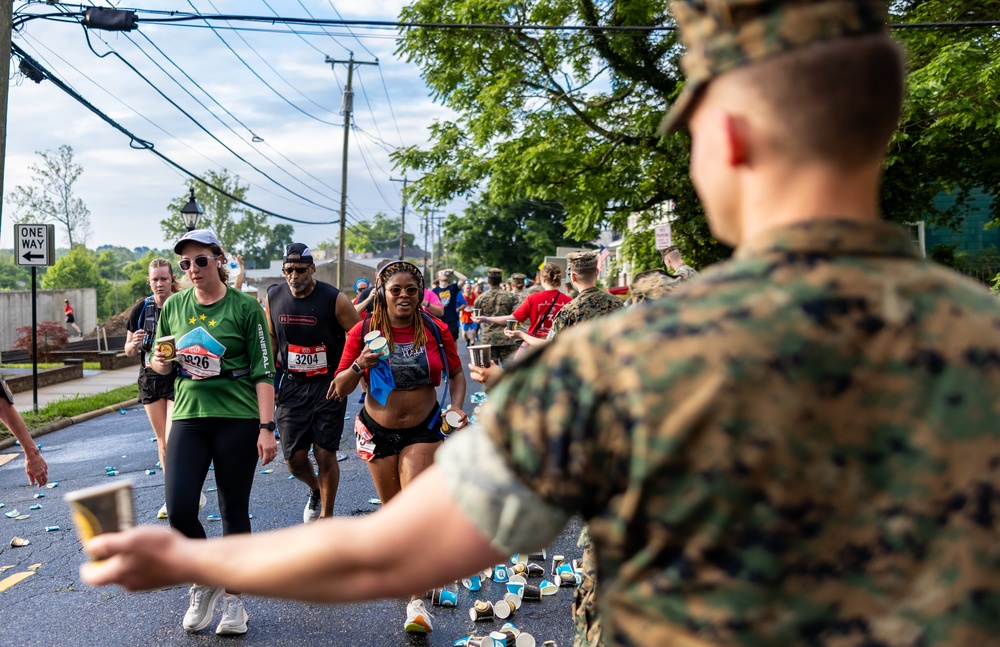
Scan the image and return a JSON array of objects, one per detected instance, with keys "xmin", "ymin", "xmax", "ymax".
[{"xmin": 16, "ymin": 224, "xmax": 56, "ymax": 266}]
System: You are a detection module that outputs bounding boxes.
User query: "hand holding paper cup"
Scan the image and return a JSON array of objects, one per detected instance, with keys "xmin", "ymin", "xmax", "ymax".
[
  {"xmin": 65, "ymin": 481, "xmax": 135, "ymax": 549},
  {"xmin": 367, "ymin": 337, "xmax": 390, "ymax": 360},
  {"xmin": 469, "ymin": 345, "xmax": 492, "ymax": 369}
]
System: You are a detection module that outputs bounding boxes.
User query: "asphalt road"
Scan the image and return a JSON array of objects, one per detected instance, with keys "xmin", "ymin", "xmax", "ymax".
[{"xmin": 0, "ymin": 342, "xmax": 580, "ymax": 646}]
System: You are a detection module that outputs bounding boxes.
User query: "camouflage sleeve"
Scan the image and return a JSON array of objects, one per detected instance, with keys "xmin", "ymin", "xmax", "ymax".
[
  {"xmin": 547, "ymin": 309, "xmax": 568, "ymax": 338},
  {"xmin": 436, "ymin": 427, "xmax": 571, "ymax": 554},
  {"xmin": 476, "ymin": 322, "xmax": 623, "ymax": 516}
]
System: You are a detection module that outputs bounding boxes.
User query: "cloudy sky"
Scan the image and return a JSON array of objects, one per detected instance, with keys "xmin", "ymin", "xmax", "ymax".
[{"xmin": 2, "ymin": 0, "xmax": 462, "ymax": 251}]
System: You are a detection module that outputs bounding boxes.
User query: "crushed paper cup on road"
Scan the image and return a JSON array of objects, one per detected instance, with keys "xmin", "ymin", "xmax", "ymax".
[
  {"xmin": 503, "ymin": 592, "xmax": 522, "ymax": 610},
  {"xmin": 45, "ymin": 482, "xmax": 58, "ymax": 489},
  {"xmin": 539, "ymin": 580, "xmax": 559, "ymax": 596},
  {"xmin": 493, "ymin": 599, "xmax": 516, "ymax": 620},
  {"xmin": 4, "ymin": 510, "xmax": 20, "ymax": 518},
  {"xmin": 469, "ymin": 600, "xmax": 494, "ymax": 622},
  {"xmin": 551, "ymin": 554, "xmax": 566, "ymax": 575},
  {"xmin": 207, "ymin": 514, "xmax": 221, "ymax": 522},
  {"xmin": 505, "ymin": 581, "xmax": 525, "ymax": 598},
  {"xmin": 462, "ymin": 574, "xmax": 482, "ymax": 592},
  {"xmin": 29, "ymin": 504, "xmax": 41, "ymax": 511},
  {"xmin": 431, "ymin": 588, "xmax": 458, "ymax": 607},
  {"xmin": 522, "ymin": 584, "xmax": 542, "ymax": 601},
  {"xmin": 9, "ymin": 537, "xmax": 30, "ymax": 548},
  {"xmin": 493, "ymin": 563, "xmax": 509, "ymax": 583},
  {"xmin": 65, "ymin": 481, "xmax": 135, "ymax": 545},
  {"xmin": 14, "ymin": 515, "xmax": 29, "ymax": 520},
  {"xmin": 33, "ymin": 493, "xmax": 45, "ymax": 499}
]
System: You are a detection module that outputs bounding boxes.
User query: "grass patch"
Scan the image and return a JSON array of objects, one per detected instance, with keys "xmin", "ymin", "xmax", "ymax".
[
  {"xmin": 2, "ymin": 362, "xmax": 102, "ymax": 370},
  {"xmin": 3, "ymin": 384, "xmax": 140, "ymax": 435}
]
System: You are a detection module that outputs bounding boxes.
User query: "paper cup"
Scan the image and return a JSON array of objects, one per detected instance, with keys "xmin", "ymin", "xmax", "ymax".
[
  {"xmin": 503, "ymin": 592, "xmax": 522, "ymax": 610},
  {"xmin": 526, "ymin": 563, "xmax": 545, "ymax": 578},
  {"xmin": 64, "ymin": 480, "xmax": 135, "ymax": 546},
  {"xmin": 539, "ymin": 580, "xmax": 559, "ymax": 596},
  {"xmin": 462, "ymin": 574, "xmax": 482, "ymax": 592},
  {"xmin": 558, "ymin": 572, "xmax": 577, "ymax": 587},
  {"xmin": 154, "ymin": 336, "xmax": 176, "ymax": 361},
  {"xmin": 367, "ymin": 337, "xmax": 390, "ymax": 359},
  {"xmin": 551, "ymin": 554, "xmax": 566, "ymax": 575},
  {"xmin": 469, "ymin": 600, "xmax": 494, "ymax": 622},
  {"xmin": 522, "ymin": 584, "xmax": 542, "ymax": 601},
  {"xmin": 469, "ymin": 345, "xmax": 492, "ymax": 369},
  {"xmin": 493, "ymin": 563, "xmax": 509, "ymax": 583},
  {"xmin": 527, "ymin": 549, "xmax": 546, "ymax": 561},
  {"xmin": 516, "ymin": 633, "xmax": 536, "ymax": 647},
  {"xmin": 505, "ymin": 581, "xmax": 525, "ymax": 598},
  {"xmin": 493, "ymin": 599, "xmax": 516, "ymax": 620},
  {"xmin": 445, "ymin": 410, "xmax": 466, "ymax": 431},
  {"xmin": 505, "ymin": 320, "xmax": 518, "ymax": 331},
  {"xmin": 507, "ymin": 574, "xmax": 527, "ymax": 586},
  {"xmin": 432, "ymin": 588, "xmax": 458, "ymax": 607},
  {"xmin": 363, "ymin": 330, "xmax": 383, "ymax": 344}
]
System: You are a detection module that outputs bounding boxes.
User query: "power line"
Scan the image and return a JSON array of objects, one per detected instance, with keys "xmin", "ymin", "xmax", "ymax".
[
  {"xmin": 10, "ymin": 42, "xmax": 339, "ymax": 226},
  {"xmin": 81, "ymin": 26, "xmax": 341, "ymax": 213},
  {"xmin": 179, "ymin": 0, "xmax": 342, "ymax": 127},
  {"xmin": 129, "ymin": 29, "xmax": 346, "ymax": 203}
]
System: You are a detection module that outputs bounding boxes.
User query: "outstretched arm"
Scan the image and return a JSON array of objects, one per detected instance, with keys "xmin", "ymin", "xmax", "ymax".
[{"xmin": 81, "ymin": 466, "xmax": 505, "ymax": 602}]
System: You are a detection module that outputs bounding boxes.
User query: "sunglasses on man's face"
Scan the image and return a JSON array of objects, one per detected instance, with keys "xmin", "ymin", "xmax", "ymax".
[
  {"xmin": 179, "ymin": 255, "xmax": 217, "ymax": 271},
  {"xmin": 387, "ymin": 286, "xmax": 420, "ymax": 297},
  {"xmin": 283, "ymin": 266, "xmax": 311, "ymax": 276}
]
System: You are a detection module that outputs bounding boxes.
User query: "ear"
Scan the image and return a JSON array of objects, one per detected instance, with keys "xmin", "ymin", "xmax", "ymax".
[{"xmin": 723, "ymin": 112, "xmax": 750, "ymax": 167}]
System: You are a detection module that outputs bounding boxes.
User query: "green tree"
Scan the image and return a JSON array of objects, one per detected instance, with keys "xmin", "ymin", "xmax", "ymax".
[
  {"xmin": 395, "ymin": 0, "xmax": 996, "ymax": 270},
  {"xmin": 443, "ymin": 197, "xmax": 581, "ymax": 274},
  {"xmin": 0, "ymin": 250, "xmax": 40, "ymax": 290},
  {"xmin": 394, "ymin": 0, "xmax": 728, "ymax": 269},
  {"xmin": 885, "ymin": 1, "xmax": 1000, "ymax": 229},
  {"xmin": 42, "ymin": 246, "xmax": 112, "ymax": 319},
  {"xmin": 9, "ymin": 145, "xmax": 92, "ymax": 248},
  {"xmin": 161, "ymin": 170, "xmax": 295, "ymax": 267},
  {"xmin": 340, "ymin": 212, "xmax": 415, "ymax": 255}
]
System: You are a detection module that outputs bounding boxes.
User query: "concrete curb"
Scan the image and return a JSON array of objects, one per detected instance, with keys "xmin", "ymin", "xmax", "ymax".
[{"xmin": 0, "ymin": 398, "xmax": 141, "ymax": 451}]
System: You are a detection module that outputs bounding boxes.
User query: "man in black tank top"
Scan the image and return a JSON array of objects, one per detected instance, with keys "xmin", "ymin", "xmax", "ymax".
[{"xmin": 265, "ymin": 243, "xmax": 361, "ymax": 523}]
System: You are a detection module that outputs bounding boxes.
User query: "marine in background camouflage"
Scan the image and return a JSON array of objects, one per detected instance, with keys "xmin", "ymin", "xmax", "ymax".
[
  {"xmin": 547, "ymin": 287, "xmax": 624, "ymax": 340},
  {"xmin": 475, "ymin": 218, "xmax": 1000, "ymax": 646},
  {"xmin": 476, "ymin": 286, "xmax": 521, "ymax": 365}
]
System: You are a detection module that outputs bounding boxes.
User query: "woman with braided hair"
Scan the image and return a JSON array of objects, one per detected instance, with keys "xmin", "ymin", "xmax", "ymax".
[{"xmin": 331, "ymin": 261, "xmax": 466, "ymax": 634}]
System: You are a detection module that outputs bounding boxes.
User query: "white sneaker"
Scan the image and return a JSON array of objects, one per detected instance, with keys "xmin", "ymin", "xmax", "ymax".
[
  {"xmin": 303, "ymin": 490, "xmax": 321, "ymax": 524},
  {"xmin": 182, "ymin": 584, "xmax": 224, "ymax": 632},
  {"xmin": 215, "ymin": 595, "xmax": 249, "ymax": 635},
  {"xmin": 159, "ymin": 493, "xmax": 206, "ymax": 520},
  {"xmin": 404, "ymin": 599, "xmax": 433, "ymax": 633}
]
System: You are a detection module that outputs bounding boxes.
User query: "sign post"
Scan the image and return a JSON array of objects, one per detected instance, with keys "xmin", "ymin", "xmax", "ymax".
[{"xmin": 15, "ymin": 224, "xmax": 55, "ymax": 413}]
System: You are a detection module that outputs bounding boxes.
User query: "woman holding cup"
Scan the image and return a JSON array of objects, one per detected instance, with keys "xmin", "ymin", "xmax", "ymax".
[
  {"xmin": 331, "ymin": 261, "xmax": 466, "ymax": 634},
  {"xmin": 148, "ymin": 229, "xmax": 276, "ymax": 636},
  {"xmin": 476, "ymin": 262, "xmax": 570, "ymax": 358}
]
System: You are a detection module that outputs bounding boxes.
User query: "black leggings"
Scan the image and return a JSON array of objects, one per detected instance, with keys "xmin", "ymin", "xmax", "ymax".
[{"xmin": 166, "ymin": 417, "xmax": 259, "ymax": 539}]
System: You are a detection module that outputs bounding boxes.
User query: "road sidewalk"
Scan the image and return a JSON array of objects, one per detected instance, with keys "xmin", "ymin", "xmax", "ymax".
[{"xmin": 11, "ymin": 365, "xmax": 139, "ymax": 413}]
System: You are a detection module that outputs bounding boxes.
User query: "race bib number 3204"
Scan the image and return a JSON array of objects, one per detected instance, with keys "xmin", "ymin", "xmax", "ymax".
[{"xmin": 288, "ymin": 344, "xmax": 328, "ymax": 376}]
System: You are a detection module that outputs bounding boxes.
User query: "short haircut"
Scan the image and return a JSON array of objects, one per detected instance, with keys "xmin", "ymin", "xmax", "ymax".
[
  {"xmin": 488, "ymin": 274, "xmax": 502, "ymax": 287},
  {"xmin": 572, "ymin": 266, "xmax": 598, "ymax": 282},
  {"xmin": 728, "ymin": 34, "xmax": 904, "ymax": 167}
]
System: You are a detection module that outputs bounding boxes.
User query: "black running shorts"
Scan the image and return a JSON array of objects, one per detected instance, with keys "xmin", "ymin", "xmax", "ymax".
[
  {"xmin": 274, "ymin": 376, "xmax": 347, "ymax": 461},
  {"xmin": 138, "ymin": 369, "xmax": 175, "ymax": 405}
]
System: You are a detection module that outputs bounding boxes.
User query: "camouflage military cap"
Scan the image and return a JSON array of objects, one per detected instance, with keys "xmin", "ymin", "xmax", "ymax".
[
  {"xmin": 566, "ymin": 251, "xmax": 598, "ymax": 273},
  {"xmin": 659, "ymin": 0, "xmax": 889, "ymax": 134},
  {"xmin": 661, "ymin": 244, "xmax": 679, "ymax": 255},
  {"xmin": 510, "ymin": 272, "xmax": 526, "ymax": 282},
  {"xmin": 488, "ymin": 267, "xmax": 503, "ymax": 278}
]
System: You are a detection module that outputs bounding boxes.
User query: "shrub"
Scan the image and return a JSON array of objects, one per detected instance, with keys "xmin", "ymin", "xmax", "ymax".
[{"xmin": 14, "ymin": 321, "xmax": 69, "ymax": 361}]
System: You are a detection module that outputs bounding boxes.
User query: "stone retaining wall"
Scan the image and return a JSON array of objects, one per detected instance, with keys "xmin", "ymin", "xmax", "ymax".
[{"xmin": 4, "ymin": 363, "xmax": 84, "ymax": 393}]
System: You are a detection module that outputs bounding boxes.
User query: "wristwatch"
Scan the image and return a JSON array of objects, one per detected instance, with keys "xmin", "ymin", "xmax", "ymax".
[
  {"xmin": 259, "ymin": 421, "xmax": 276, "ymax": 432},
  {"xmin": 351, "ymin": 361, "xmax": 363, "ymax": 375}
]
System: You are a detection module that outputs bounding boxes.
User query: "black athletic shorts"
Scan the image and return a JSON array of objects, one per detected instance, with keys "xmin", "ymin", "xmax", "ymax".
[
  {"xmin": 354, "ymin": 403, "xmax": 442, "ymax": 462},
  {"xmin": 445, "ymin": 320, "xmax": 460, "ymax": 342},
  {"xmin": 274, "ymin": 376, "xmax": 347, "ymax": 461},
  {"xmin": 138, "ymin": 369, "xmax": 174, "ymax": 405},
  {"xmin": 66, "ymin": 315, "xmax": 75, "ymax": 324}
]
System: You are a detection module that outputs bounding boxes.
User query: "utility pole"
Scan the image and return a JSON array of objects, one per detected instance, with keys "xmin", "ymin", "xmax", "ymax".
[
  {"xmin": 325, "ymin": 52, "xmax": 377, "ymax": 289},
  {"xmin": 420, "ymin": 208, "xmax": 442, "ymax": 279},
  {"xmin": 0, "ymin": 1, "xmax": 13, "ymax": 235},
  {"xmin": 390, "ymin": 176, "xmax": 408, "ymax": 261}
]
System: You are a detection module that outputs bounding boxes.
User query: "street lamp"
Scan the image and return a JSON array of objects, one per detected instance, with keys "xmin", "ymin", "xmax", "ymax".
[{"xmin": 180, "ymin": 189, "xmax": 204, "ymax": 231}]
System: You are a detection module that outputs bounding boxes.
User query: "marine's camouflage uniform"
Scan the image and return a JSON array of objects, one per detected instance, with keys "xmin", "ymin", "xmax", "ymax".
[
  {"xmin": 476, "ymin": 288, "xmax": 521, "ymax": 365},
  {"xmin": 629, "ymin": 270, "xmax": 682, "ymax": 306},
  {"xmin": 672, "ymin": 263, "xmax": 699, "ymax": 282},
  {"xmin": 547, "ymin": 287, "xmax": 625, "ymax": 341},
  {"xmin": 442, "ymin": 219, "xmax": 1000, "ymax": 646}
]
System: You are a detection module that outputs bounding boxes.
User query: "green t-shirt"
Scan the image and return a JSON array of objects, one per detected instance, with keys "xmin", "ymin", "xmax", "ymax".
[{"xmin": 157, "ymin": 286, "xmax": 274, "ymax": 420}]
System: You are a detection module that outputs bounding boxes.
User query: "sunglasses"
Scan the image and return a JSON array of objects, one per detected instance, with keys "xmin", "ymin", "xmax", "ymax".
[
  {"xmin": 179, "ymin": 255, "xmax": 218, "ymax": 271},
  {"xmin": 387, "ymin": 286, "xmax": 420, "ymax": 297},
  {"xmin": 283, "ymin": 266, "xmax": 311, "ymax": 276}
]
